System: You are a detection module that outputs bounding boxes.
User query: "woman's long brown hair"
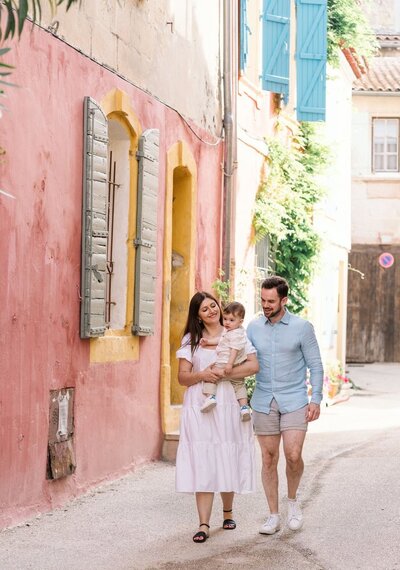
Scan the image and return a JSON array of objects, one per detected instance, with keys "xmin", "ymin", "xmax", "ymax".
[{"xmin": 182, "ymin": 291, "xmax": 223, "ymax": 354}]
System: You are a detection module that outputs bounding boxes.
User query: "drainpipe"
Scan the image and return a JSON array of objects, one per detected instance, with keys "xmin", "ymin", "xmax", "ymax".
[{"xmin": 222, "ymin": 0, "xmax": 237, "ymax": 282}]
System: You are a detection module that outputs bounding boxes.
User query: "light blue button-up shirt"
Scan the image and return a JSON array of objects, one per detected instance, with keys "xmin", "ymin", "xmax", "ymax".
[{"xmin": 247, "ymin": 309, "xmax": 323, "ymax": 414}]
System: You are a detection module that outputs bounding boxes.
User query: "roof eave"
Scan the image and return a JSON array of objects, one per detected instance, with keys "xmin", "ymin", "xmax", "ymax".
[{"xmin": 352, "ymin": 90, "xmax": 400, "ymax": 96}]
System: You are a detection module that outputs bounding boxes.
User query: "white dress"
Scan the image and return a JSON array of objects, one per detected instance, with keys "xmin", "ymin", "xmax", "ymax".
[{"xmin": 175, "ymin": 335, "xmax": 256, "ymax": 494}]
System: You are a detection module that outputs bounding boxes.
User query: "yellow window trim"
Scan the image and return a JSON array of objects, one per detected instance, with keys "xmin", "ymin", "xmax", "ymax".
[{"xmin": 90, "ymin": 89, "xmax": 142, "ymax": 363}]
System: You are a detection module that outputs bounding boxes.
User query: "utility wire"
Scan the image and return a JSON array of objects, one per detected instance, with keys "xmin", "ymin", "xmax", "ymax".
[{"xmin": 28, "ymin": 17, "xmax": 224, "ymax": 147}]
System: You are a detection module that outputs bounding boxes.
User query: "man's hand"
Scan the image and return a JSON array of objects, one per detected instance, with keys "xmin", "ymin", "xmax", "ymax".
[{"xmin": 307, "ymin": 402, "xmax": 320, "ymax": 422}]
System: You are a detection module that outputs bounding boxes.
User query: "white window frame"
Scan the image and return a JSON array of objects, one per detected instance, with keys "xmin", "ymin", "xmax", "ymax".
[{"xmin": 372, "ymin": 117, "xmax": 399, "ymax": 173}]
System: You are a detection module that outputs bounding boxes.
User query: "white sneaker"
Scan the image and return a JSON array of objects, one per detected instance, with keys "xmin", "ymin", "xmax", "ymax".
[
  {"xmin": 240, "ymin": 405, "xmax": 251, "ymax": 422},
  {"xmin": 200, "ymin": 395, "xmax": 217, "ymax": 413},
  {"xmin": 287, "ymin": 500, "xmax": 303, "ymax": 531},
  {"xmin": 259, "ymin": 514, "xmax": 280, "ymax": 535}
]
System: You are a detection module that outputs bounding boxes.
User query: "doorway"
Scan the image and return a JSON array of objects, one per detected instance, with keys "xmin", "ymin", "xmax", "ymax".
[
  {"xmin": 346, "ymin": 245, "xmax": 400, "ymax": 362},
  {"xmin": 161, "ymin": 142, "xmax": 197, "ymax": 434}
]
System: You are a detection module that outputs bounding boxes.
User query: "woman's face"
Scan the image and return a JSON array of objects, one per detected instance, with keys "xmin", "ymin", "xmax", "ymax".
[{"xmin": 198, "ymin": 297, "xmax": 221, "ymax": 326}]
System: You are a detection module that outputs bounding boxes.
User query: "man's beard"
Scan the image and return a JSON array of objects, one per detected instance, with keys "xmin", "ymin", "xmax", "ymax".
[{"xmin": 264, "ymin": 304, "xmax": 283, "ymax": 320}]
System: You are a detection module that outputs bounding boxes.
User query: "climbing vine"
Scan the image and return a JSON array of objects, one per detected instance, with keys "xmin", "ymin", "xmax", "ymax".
[
  {"xmin": 253, "ymin": 122, "xmax": 330, "ymax": 314},
  {"xmin": 327, "ymin": 0, "xmax": 378, "ymax": 66}
]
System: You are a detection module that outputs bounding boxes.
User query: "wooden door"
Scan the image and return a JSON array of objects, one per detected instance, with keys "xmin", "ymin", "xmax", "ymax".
[{"xmin": 346, "ymin": 245, "xmax": 400, "ymax": 362}]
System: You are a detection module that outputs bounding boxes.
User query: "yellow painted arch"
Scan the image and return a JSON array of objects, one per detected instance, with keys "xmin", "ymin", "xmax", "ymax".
[{"xmin": 161, "ymin": 141, "xmax": 197, "ymax": 434}]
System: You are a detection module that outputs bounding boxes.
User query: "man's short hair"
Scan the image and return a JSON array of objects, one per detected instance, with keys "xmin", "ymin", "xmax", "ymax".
[{"xmin": 261, "ymin": 276, "xmax": 289, "ymax": 299}]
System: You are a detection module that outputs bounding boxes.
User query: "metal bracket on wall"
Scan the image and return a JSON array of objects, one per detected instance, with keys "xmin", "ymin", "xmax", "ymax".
[{"xmin": 348, "ymin": 263, "xmax": 365, "ymax": 280}]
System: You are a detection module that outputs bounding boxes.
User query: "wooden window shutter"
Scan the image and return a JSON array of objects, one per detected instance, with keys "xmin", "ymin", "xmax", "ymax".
[
  {"xmin": 296, "ymin": 0, "xmax": 327, "ymax": 122},
  {"xmin": 80, "ymin": 97, "xmax": 109, "ymax": 339},
  {"xmin": 240, "ymin": 0, "xmax": 250, "ymax": 71},
  {"xmin": 261, "ymin": 0, "xmax": 291, "ymax": 98},
  {"xmin": 133, "ymin": 129, "xmax": 160, "ymax": 336}
]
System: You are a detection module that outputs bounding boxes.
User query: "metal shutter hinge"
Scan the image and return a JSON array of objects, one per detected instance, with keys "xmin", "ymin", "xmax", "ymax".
[{"xmin": 134, "ymin": 238, "xmax": 152, "ymax": 248}]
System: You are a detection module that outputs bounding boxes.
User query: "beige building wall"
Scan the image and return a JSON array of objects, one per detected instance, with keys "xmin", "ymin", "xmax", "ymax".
[
  {"xmin": 37, "ymin": 0, "xmax": 222, "ymax": 134},
  {"xmin": 308, "ymin": 52, "xmax": 354, "ymax": 364},
  {"xmin": 233, "ymin": 0, "xmax": 276, "ymax": 317},
  {"xmin": 360, "ymin": 0, "xmax": 400, "ymax": 33},
  {"xmin": 352, "ymin": 94, "xmax": 400, "ymax": 245}
]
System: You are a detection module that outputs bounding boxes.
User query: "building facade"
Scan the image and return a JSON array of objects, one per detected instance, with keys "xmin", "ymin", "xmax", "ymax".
[
  {"xmin": 0, "ymin": 0, "xmax": 223, "ymax": 529},
  {"xmin": 233, "ymin": 0, "xmax": 352, "ymax": 373},
  {"xmin": 1, "ymin": 0, "xmax": 350, "ymax": 529},
  {"xmin": 349, "ymin": 30, "xmax": 400, "ymax": 362}
]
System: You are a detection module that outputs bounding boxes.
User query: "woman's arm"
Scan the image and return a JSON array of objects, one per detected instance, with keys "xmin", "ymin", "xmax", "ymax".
[
  {"xmin": 178, "ymin": 359, "xmax": 224, "ymax": 387},
  {"xmin": 224, "ymin": 353, "xmax": 259, "ymax": 380}
]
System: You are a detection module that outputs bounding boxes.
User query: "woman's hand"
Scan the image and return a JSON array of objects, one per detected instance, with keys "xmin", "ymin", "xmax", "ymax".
[
  {"xmin": 178, "ymin": 360, "xmax": 224, "ymax": 387},
  {"xmin": 202, "ymin": 366, "xmax": 224, "ymax": 383}
]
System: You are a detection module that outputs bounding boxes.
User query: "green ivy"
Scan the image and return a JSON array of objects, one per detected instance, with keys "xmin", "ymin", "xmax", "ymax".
[
  {"xmin": 327, "ymin": 0, "xmax": 378, "ymax": 66},
  {"xmin": 253, "ymin": 122, "xmax": 329, "ymax": 314},
  {"xmin": 0, "ymin": 1, "xmax": 80, "ymax": 41},
  {"xmin": 245, "ymin": 374, "xmax": 256, "ymax": 401},
  {"xmin": 211, "ymin": 269, "xmax": 231, "ymax": 305}
]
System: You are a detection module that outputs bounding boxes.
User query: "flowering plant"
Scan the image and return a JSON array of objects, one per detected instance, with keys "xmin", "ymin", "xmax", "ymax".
[
  {"xmin": 306, "ymin": 360, "xmax": 351, "ymax": 402},
  {"xmin": 323, "ymin": 360, "xmax": 351, "ymax": 400}
]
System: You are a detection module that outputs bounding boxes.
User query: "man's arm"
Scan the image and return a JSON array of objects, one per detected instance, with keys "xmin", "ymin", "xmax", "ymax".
[
  {"xmin": 224, "ymin": 352, "xmax": 259, "ymax": 380},
  {"xmin": 301, "ymin": 322, "xmax": 324, "ymax": 420}
]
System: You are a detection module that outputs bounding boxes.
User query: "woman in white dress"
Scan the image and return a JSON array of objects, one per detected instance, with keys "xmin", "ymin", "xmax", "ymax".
[{"xmin": 176, "ymin": 292, "xmax": 259, "ymax": 542}]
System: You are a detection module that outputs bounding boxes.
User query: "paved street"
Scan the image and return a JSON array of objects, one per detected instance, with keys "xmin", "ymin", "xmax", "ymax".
[{"xmin": 0, "ymin": 363, "xmax": 399, "ymax": 570}]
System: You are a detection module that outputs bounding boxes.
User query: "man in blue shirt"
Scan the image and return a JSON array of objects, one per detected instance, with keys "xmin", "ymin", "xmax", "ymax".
[{"xmin": 247, "ymin": 276, "xmax": 323, "ymax": 535}]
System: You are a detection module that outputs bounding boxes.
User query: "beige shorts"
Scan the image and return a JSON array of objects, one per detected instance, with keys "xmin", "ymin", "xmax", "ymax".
[{"xmin": 252, "ymin": 398, "xmax": 308, "ymax": 436}]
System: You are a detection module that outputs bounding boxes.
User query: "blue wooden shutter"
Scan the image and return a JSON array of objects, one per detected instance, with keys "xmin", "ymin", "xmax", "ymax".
[
  {"xmin": 296, "ymin": 0, "xmax": 327, "ymax": 121},
  {"xmin": 80, "ymin": 97, "xmax": 109, "ymax": 339},
  {"xmin": 240, "ymin": 0, "xmax": 251, "ymax": 71},
  {"xmin": 261, "ymin": 0, "xmax": 290, "ymax": 98},
  {"xmin": 133, "ymin": 129, "xmax": 159, "ymax": 336}
]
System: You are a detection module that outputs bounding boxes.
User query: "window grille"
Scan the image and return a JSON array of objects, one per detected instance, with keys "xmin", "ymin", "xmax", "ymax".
[
  {"xmin": 105, "ymin": 151, "xmax": 119, "ymax": 326},
  {"xmin": 254, "ymin": 235, "xmax": 274, "ymax": 313}
]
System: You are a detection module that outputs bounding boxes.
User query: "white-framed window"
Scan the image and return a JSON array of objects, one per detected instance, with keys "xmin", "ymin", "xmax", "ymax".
[
  {"xmin": 372, "ymin": 118, "xmax": 399, "ymax": 172},
  {"xmin": 254, "ymin": 235, "xmax": 274, "ymax": 314}
]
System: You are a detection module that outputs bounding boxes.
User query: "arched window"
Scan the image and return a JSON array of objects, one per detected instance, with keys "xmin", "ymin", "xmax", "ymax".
[
  {"xmin": 106, "ymin": 118, "xmax": 130, "ymax": 330},
  {"xmin": 81, "ymin": 92, "xmax": 159, "ymax": 362}
]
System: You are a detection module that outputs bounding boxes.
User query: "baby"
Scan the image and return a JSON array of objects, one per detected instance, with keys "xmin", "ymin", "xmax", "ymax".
[{"xmin": 200, "ymin": 301, "xmax": 251, "ymax": 421}]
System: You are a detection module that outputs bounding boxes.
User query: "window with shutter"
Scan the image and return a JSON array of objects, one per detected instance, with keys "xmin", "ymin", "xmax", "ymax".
[
  {"xmin": 80, "ymin": 97, "xmax": 109, "ymax": 339},
  {"xmin": 240, "ymin": 0, "xmax": 251, "ymax": 71},
  {"xmin": 133, "ymin": 129, "xmax": 160, "ymax": 336},
  {"xmin": 296, "ymin": 0, "xmax": 327, "ymax": 122},
  {"xmin": 261, "ymin": 0, "xmax": 291, "ymax": 98}
]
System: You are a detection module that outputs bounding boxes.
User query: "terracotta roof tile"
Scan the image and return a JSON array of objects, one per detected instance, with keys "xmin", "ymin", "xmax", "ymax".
[
  {"xmin": 376, "ymin": 34, "xmax": 400, "ymax": 42},
  {"xmin": 353, "ymin": 57, "xmax": 400, "ymax": 92}
]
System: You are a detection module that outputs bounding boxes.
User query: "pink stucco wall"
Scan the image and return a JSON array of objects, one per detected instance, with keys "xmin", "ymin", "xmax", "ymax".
[{"xmin": 0, "ymin": 25, "xmax": 223, "ymax": 529}]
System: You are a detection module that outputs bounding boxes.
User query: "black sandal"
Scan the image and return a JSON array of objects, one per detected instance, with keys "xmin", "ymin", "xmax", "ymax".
[
  {"xmin": 193, "ymin": 523, "xmax": 210, "ymax": 543},
  {"xmin": 222, "ymin": 509, "xmax": 236, "ymax": 530}
]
